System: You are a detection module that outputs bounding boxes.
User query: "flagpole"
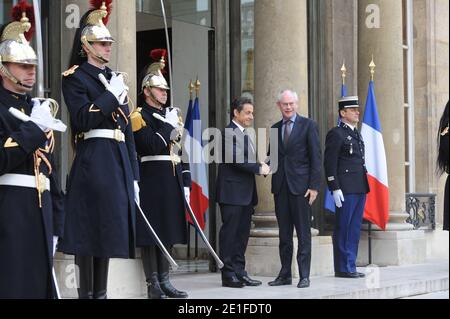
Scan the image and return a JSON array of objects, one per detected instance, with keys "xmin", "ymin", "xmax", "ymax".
[
  {"xmin": 187, "ymin": 80, "xmax": 194, "ymax": 260},
  {"xmin": 195, "ymin": 77, "xmax": 201, "ymax": 98},
  {"xmin": 341, "ymin": 61, "xmax": 346, "ymax": 89},
  {"xmin": 367, "ymin": 56, "xmax": 376, "ymax": 266},
  {"xmin": 189, "ymin": 80, "xmax": 194, "ymax": 101},
  {"xmin": 194, "ymin": 77, "xmax": 201, "ymax": 260}
]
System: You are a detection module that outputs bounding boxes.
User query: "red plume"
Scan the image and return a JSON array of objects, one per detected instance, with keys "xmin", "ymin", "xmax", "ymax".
[
  {"xmin": 90, "ymin": 0, "xmax": 113, "ymax": 25},
  {"xmin": 150, "ymin": 49, "xmax": 167, "ymax": 62},
  {"xmin": 11, "ymin": 0, "xmax": 34, "ymax": 42},
  {"xmin": 150, "ymin": 49, "xmax": 168, "ymax": 74}
]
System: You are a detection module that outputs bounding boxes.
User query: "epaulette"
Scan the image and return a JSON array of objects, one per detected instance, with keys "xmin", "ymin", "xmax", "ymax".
[
  {"xmin": 130, "ymin": 107, "xmax": 147, "ymax": 133},
  {"xmin": 62, "ymin": 65, "xmax": 79, "ymax": 77}
]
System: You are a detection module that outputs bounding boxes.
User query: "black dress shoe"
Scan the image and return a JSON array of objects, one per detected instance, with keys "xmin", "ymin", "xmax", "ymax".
[
  {"xmin": 222, "ymin": 276, "xmax": 245, "ymax": 288},
  {"xmin": 356, "ymin": 272, "xmax": 366, "ymax": 278},
  {"xmin": 238, "ymin": 275, "xmax": 262, "ymax": 287},
  {"xmin": 335, "ymin": 272, "xmax": 360, "ymax": 278},
  {"xmin": 268, "ymin": 277, "xmax": 292, "ymax": 286},
  {"xmin": 297, "ymin": 278, "xmax": 310, "ymax": 288}
]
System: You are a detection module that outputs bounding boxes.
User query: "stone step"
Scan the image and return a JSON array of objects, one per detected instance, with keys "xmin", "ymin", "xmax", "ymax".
[{"xmin": 55, "ymin": 256, "xmax": 448, "ymax": 299}]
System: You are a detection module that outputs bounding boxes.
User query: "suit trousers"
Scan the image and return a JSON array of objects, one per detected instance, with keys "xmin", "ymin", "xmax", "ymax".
[
  {"xmin": 219, "ymin": 204, "xmax": 253, "ymax": 279},
  {"xmin": 274, "ymin": 180, "xmax": 312, "ymax": 279},
  {"xmin": 333, "ymin": 194, "xmax": 367, "ymax": 273}
]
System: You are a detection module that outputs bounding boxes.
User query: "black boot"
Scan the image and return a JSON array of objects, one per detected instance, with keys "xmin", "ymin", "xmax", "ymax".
[
  {"xmin": 147, "ymin": 272, "xmax": 168, "ymax": 299},
  {"xmin": 142, "ymin": 246, "xmax": 167, "ymax": 299},
  {"xmin": 93, "ymin": 258, "xmax": 109, "ymax": 299},
  {"xmin": 75, "ymin": 255, "xmax": 93, "ymax": 299},
  {"xmin": 159, "ymin": 272, "xmax": 188, "ymax": 298},
  {"xmin": 157, "ymin": 248, "xmax": 188, "ymax": 299}
]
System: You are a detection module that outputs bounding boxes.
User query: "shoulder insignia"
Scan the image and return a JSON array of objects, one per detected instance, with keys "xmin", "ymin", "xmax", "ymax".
[
  {"xmin": 131, "ymin": 107, "xmax": 147, "ymax": 133},
  {"xmin": 62, "ymin": 65, "xmax": 79, "ymax": 77},
  {"xmin": 4, "ymin": 137, "xmax": 19, "ymax": 148}
]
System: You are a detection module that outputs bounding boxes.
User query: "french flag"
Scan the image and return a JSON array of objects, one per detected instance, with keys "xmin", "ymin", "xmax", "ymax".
[
  {"xmin": 184, "ymin": 97, "xmax": 209, "ymax": 230},
  {"xmin": 361, "ymin": 81, "xmax": 390, "ymax": 230}
]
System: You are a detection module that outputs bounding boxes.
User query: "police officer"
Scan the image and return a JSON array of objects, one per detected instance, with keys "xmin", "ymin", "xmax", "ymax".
[
  {"xmin": 324, "ymin": 96, "xmax": 370, "ymax": 278},
  {"xmin": 131, "ymin": 49, "xmax": 190, "ymax": 299},
  {"xmin": 0, "ymin": 5, "xmax": 64, "ymax": 299},
  {"xmin": 58, "ymin": 1, "xmax": 140, "ymax": 299}
]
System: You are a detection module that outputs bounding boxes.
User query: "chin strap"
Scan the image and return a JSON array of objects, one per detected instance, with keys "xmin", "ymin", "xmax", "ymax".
[
  {"xmin": 81, "ymin": 36, "xmax": 109, "ymax": 64},
  {"xmin": 0, "ymin": 59, "xmax": 33, "ymax": 90}
]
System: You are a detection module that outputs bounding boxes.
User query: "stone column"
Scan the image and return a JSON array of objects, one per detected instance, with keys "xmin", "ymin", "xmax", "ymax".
[
  {"xmin": 108, "ymin": 1, "xmax": 137, "ymax": 104},
  {"xmin": 357, "ymin": 0, "xmax": 426, "ymax": 266},
  {"xmin": 245, "ymin": 0, "xmax": 333, "ymax": 278}
]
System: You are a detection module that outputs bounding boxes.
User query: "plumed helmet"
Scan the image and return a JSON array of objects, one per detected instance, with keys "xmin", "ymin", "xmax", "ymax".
[{"xmin": 141, "ymin": 49, "xmax": 170, "ymax": 91}]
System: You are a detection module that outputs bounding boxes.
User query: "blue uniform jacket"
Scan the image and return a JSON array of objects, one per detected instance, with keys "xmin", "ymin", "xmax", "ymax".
[
  {"xmin": 59, "ymin": 62, "xmax": 139, "ymax": 258},
  {"xmin": 0, "ymin": 86, "xmax": 64, "ymax": 298},
  {"xmin": 324, "ymin": 122, "xmax": 370, "ymax": 195}
]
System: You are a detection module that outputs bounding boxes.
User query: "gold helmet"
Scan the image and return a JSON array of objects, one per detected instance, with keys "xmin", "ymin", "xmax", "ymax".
[
  {"xmin": 0, "ymin": 0, "xmax": 37, "ymax": 88},
  {"xmin": 141, "ymin": 49, "xmax": 170, "ymax": 91},
  {"xmin": 81, "ymin": 0, "xmax": 114, "ymax": 63}
]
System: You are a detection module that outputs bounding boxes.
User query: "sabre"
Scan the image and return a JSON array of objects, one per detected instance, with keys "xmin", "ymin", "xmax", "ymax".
[
  {"xmin": 157, "ymin": 0, "xmax": 222, "ymax": 269},
  {"xmin": 135, "ymin": 201, "xmax": 179, "ymax": 271},
  {"xmin": 184, "ymin": 198, "xmax": 224, "ymax": 269},
  {"xmin": 159, "ymin": 0, "xmax": 174, "ymax": 105},
  {"xmin": 52, "ymin": 266, "xmax": 61, "ymax": 299}
]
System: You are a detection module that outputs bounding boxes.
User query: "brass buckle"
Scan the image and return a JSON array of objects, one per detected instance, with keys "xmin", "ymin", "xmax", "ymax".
[{"xmin": 114, "ymin": 129, "xmax": 124, "ymax": 142}]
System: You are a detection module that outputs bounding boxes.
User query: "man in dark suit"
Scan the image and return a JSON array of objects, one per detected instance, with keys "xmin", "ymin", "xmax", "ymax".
[
  {"xmin": 268, "ymin": 90, "xmax": 322, "ymax": 289},
  {"xmin": 216, "ymin": 98, "xmax": 270, "ymax": 288}
]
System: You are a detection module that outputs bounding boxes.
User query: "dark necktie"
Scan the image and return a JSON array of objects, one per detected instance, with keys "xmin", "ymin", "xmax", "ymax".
[{"xmin": 284, "ymin": 120, "xmax": 292, "ymax": 147}]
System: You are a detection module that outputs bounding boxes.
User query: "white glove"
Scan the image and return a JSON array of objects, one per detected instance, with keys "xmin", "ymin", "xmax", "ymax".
[
  {"xmin": 99, "ymin": 73, "xmax": 128, "ymax": 104},
  {"xmin": 30, "ymin": 99, "xmax": 53, "ymax": 132},
  {"xmin": 184, "ymin": 187, "xmax": 191, "ymax": 203},
  {"xmin": 134, "ymin": 181, "xmax": 140, "ymax": 206},
  {"xmin": 332, "ymin": 189, "xmax": 345, "ymax": 208},
  {"xmin": 152, "ymin": 107, "xmax": 179, "ymax": 129},
  {"xmin": 23, "ymin": 99, "xmax": 68, "ymax": 133},
  {"xmin": 52, "ymin": 236, "xmax": 59, "ymax": 256},
  {"xmin": 165, "ymin": 107, "xmax": 181, "ymax": 128}
]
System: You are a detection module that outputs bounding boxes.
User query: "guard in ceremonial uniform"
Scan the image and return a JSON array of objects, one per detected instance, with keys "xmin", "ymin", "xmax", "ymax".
[
  {"xmin": 131, "ymin": 49, "xmax": 190, "ymax": 299},
  {"xmin": 58, "ymin": 1, "xmax": 139, "ymax": 299},
  {"xmin": 0, "ymin": 2, "xmax": 65, "ymax": 299},
  {"xmin": 324, "ymin": 96, "xmax": 370, "ymax": 279}
]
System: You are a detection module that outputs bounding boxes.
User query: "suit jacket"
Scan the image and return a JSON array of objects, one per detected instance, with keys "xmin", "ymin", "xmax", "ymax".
[
  {"xmin": 270, "ymin": 114, "xmax": 322, "ymax": 196},
  {"xmin": 324, "ymin": 122, "xmax": 370, "ymax": 194},
  {"xmin": 216, "ymin": 122, "xmax": 260, "ymax": 206}
]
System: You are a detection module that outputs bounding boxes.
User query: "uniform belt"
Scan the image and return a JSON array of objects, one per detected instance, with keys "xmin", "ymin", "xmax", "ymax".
[
  {"xmin": 83, "ymin": 129, "xmax": 125, "ymax": 143},
  {"xmin": 141, "ymin": 155, "xmax": 181, "ymax": 164},
  {"xmin": 0, "ymin": 174, "xmax": 50, "ymax": 192}
]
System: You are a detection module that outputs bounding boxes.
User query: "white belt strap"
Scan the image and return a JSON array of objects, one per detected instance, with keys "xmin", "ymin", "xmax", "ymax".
[
  {"xmin": 0, "ymin": 174, "xmax": 50, "ymax": 192},
  {"xmin": 141, "ymin": 155, "xmax": 181, "ymax": 164},
  {"xmin": 83, "ymin": 129, "xmax": 125, "ymax": 143}
]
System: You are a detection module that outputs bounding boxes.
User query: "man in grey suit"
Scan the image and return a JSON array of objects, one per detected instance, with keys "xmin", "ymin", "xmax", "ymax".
[{"xmin": 268, "ymin": 90, "xmax": 322, "ymax": 288}]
